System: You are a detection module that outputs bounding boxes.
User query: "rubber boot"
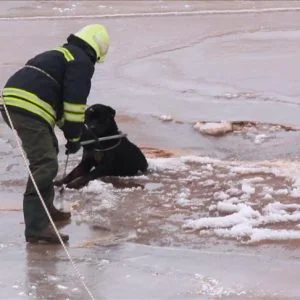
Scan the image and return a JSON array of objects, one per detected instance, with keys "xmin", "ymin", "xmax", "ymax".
[
  {"xmin": 50, "ymin": 205, "xmax": 71, "ymax": 223},
  {"xmin": 25, "ymin": 224, "xmax": 69, "ymax": 244}
]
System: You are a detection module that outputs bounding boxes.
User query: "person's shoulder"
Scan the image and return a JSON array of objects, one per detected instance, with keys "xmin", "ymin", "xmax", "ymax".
[{"xmin": 64, "ymin": 44, "xmax": 92, "ymax": 64}]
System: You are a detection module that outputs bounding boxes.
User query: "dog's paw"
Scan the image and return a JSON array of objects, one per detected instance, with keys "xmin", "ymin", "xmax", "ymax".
[
  {"xmin": 53, "ymin": 179, "xmax": 64, "ymax": 187},
  {"xmin": 66, "ymin": 176, "xmax": 89, "ymax": 189}
]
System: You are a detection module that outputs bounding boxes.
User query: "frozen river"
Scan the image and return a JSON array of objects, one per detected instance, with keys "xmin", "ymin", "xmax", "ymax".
[{"xmin": 1, "ymin": 1, "xmax": 300, "ymax": 299}]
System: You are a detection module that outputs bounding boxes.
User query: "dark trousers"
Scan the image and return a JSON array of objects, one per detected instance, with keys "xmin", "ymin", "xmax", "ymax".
[{"xmin": 1, "ymin": 110, "xmax": 58, "ymax": 236}]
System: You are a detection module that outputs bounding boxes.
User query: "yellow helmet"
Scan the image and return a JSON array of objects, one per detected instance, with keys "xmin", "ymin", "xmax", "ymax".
[{"xmin": 74, "ymin": 24, "xmax": 110, "ymax": 63}]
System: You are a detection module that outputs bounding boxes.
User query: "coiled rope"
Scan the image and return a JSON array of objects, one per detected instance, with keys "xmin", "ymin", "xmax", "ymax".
[{"xmin": 1, "ymin": 94, "xmax": 96, "ymax": 300}]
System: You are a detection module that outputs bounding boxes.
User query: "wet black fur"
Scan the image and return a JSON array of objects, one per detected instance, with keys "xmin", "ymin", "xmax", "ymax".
[{"xmin": 55, "ymin": 104, "xmax": 148, "ymax": 189}]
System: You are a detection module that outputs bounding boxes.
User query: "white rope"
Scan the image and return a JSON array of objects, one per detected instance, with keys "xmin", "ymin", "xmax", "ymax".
[{"xmin": 1, "ymin": 96, "xmax": 96, "ymax": 300}]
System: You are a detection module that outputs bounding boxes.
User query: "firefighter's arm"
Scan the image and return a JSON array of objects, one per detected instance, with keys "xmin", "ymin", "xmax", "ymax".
[{"xmin": 60, "ymin": 59, "xmax": 94, "ymax": 144}]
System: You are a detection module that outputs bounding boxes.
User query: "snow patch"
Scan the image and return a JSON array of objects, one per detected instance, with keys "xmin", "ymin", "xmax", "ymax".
[
  {"xmin": 193, "ymin": 274, "xmax": 246, "ymax": 297},
  {"xmin": 57, "ymin": 284, "xmax": 68, "ymax": 290},
  {"xmin": 159, "ymin": 114, "xmax": 173, "ymax": 121},
  {"xmin": 194, "ymin": 121, "xmax": 233, "ymax": 136}
]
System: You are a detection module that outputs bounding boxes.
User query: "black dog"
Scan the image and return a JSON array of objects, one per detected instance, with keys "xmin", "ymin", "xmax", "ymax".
[{"xmin": 55, "ymin": 104, "xmax": 148, "ymax": 189}]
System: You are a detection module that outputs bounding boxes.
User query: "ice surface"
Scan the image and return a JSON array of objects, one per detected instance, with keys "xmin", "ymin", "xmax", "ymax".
[{"xmin": 1, "ymin": 1, "xmax": 300, "ymax": 299}]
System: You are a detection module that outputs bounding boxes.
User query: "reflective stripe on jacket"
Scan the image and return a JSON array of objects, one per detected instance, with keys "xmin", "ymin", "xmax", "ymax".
[
  {"xmin": 2, "ymin": 39, "xmax": 95, "ymax": 140},
  {"xmin": 2, "ymin": 87, "xmax": 56, "ymax": 127}
]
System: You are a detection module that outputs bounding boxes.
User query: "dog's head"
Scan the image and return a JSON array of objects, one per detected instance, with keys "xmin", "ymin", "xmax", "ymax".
[
  {"xmin": 81, "ymin": 104, "xmax": 119, "ymax": 149},
  {"xmin": 84, "ymin": 104, "xmax": 119, "ymax": 138}
]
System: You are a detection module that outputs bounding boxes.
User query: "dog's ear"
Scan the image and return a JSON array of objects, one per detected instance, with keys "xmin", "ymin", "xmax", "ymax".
[
  {"xmin": 85, "ymin": 105, "xmax": 96, "ymax": 121},
  {"xmin": 88, "ymin": 104, "xmax": 116, "ymax": 118},
  {"xmin": 107, "ymin": 106, "xmax": 116, "ymax": 118}
]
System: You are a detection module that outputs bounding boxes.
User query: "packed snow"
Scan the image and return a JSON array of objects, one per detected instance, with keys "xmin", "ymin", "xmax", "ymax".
[{"xmin": 57, "ymin": 154, "xmax": 300, "ymax": 245}]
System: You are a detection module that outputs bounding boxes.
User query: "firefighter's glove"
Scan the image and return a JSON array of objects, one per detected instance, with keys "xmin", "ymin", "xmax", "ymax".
[{"xmin": 65, "ymin": 140, "xmax": 81, "ymax": 155}]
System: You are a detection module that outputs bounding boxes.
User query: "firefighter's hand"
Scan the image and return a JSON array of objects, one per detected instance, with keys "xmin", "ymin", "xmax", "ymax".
[{"xmin": 65, "ymin": 140, "xmax": 81, "ymax": 155}]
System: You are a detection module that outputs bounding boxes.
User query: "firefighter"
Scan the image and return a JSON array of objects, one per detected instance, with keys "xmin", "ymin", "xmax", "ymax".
[{"xmin": 0, "ymin": 24, "xmax": 110, "ymax": 244}]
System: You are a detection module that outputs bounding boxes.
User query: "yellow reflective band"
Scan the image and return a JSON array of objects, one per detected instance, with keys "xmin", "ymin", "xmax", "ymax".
[
  {"xmin": 64, "ymin": 111, "xmax": 85, "ymax": 122},
  {"xmin": 64, "ymin": 102, "xmax": 86, "ymax": 113},
  {"xmin": 63, "ymin": 102, "xmax": 86, "ymax": 122},
  {"xmin": 3, "ymin": 97, "xmax": 56, "ymax": 127},
  {"xmin": 3, "ymin": 87, "xmax": 56, "ymax": 120},
  {"xmin": 69, "ymin": 137, "xmax": 81, "ymax": 142},
  {"xmin": 55, "ymin": 47, "xmax": 74, "ymax": 62}
]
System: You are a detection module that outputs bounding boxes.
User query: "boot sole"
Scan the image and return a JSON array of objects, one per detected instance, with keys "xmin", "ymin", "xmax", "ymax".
[{"xmin": 26, "ymin": 236, "xmax": 69, "ymax": 244}]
